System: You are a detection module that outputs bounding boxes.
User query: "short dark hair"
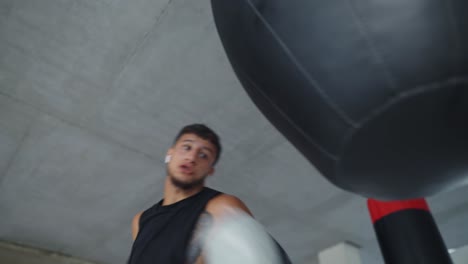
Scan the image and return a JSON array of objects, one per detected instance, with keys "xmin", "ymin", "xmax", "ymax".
[{"xmin": 173, "ymin": 124, "xmax": 222, "ymax": 165}]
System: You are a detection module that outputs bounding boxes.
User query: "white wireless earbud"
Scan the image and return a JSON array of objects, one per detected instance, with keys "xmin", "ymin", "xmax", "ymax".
[{"xmin": 165, "ymin": 155, "xmax": 171, "ymax": 163}]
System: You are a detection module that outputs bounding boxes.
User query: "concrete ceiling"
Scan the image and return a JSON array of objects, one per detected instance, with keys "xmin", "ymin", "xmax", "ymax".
[{"xmin": 1, "ymin": 0, "xmax": 467, "ymax": 263}]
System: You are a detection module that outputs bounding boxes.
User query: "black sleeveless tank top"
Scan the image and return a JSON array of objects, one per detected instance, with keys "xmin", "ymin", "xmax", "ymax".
[{"xmin": 128, "ymin": 187, "xmax": 221, "ymax": 264}]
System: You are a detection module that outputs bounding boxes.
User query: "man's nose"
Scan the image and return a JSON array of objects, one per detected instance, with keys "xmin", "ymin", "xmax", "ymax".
[{"xmin": 185, "ymin": 151, "xmax": 197, "ymax": 163}]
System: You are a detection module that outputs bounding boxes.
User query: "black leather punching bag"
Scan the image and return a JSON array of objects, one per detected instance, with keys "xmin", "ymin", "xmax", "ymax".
[{"xmin": 211, "ymin": 0, "xmax": 468, "ymax": 199}]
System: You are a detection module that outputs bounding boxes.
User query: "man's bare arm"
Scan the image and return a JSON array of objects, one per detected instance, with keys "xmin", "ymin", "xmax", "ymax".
[{"xmin": 131, "ymin": 212, "xmax": 143, "ymax": 241}]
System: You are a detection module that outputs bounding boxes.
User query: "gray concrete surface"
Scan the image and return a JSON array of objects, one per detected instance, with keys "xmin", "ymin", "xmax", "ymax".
[
  {"xmin": 1, "ymin": 0, "xmax": 467, "ymax": 263},
  {"xmin": 451, "ymin": 244, "xmax": 468, "ymax": 264},
  {"xmin": 0, "ymin": 241, "xmax": 96, "ymax": 264}
]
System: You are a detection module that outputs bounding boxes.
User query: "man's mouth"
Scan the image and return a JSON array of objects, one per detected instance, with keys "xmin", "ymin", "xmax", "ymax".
[{"xmin": 179, "ymin": 164, "xmax": 194, "ymax": 174}]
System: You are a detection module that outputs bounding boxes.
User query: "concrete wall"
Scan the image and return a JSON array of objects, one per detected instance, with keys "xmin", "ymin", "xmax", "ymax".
[
  {"xmin": 452, "ymin": 244, "xmax": 468, "ymax": 264},
  {"xmin": 0, "ymin": 241, "xmax": 96, "ymax": 264}
]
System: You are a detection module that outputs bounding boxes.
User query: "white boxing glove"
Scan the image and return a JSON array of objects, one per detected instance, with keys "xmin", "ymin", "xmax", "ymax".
[{"xmin": 204, "ymin": 209, "xmax": 283, "ymax": 264}]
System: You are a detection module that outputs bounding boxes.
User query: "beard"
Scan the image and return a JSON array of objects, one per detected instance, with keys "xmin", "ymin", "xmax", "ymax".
[{"xmin": 168, "ymin": 172, "xmax": 206, "ymax": 190}]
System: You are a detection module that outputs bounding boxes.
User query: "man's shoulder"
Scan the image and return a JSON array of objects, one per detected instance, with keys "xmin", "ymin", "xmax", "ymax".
[
  {"xmin": 206, "ymin": 193, "xmax": 253, "ymax": 216},
  {"xmin": 208, "ymin": 193, "xmax": 243, "ymax": 206}
]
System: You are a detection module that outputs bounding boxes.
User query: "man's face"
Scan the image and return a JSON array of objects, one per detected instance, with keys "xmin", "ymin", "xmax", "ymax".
[{"xmin": 166, "ymin": 133, "xmax": 217, "ymax": 190}]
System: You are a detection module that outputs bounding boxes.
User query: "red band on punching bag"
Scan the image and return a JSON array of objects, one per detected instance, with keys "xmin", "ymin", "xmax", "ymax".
[{"xmin": 368, "ymin": 198, "xmax": 429, "ymax": 223}]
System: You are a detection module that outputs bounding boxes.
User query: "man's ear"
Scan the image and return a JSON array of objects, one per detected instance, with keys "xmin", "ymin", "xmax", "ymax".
[
  {"xmin": 165, "ymin": 148, "xmax": 174, "ymax": 163},
  {"xmin": 166, "ymin": 147, "xmax": 174, "ymax": 156}
]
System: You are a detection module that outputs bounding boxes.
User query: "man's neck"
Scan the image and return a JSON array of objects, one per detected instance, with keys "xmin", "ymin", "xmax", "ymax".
[{"xmin": 162, "ymin": 177, "xmax": 204, "ymax": 206}]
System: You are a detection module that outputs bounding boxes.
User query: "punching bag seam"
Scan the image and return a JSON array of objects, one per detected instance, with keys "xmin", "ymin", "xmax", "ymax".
[
  {"xmin": 358, "ymin": 77, "xmax": 468, "ymax": 128},
  {"xmin": 338, "ymin": 77, "xmax": 468, "ymax": 179},
  {"xmin": 234, "ymin": 61, "xmax": 339, "ymax": 160},
  {"xmin": 345, "ymin": 0, "xmax": 398, "ymax": 94},
  {"xmin": 243, "ymin": 0, "xmax": 357, "ymax": 128}
]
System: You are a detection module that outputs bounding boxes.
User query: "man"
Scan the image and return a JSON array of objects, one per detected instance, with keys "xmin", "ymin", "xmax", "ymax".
[{"xmin": 128, "ymin": 124, "xmax": 290, "ymax": 264}]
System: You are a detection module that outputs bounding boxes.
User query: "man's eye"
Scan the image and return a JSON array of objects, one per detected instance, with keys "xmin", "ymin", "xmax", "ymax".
[
  {"xmin": 182, "ymin": 145, "xmax": 191, "ymax": 150},
  {"xmin": 199, "ymin": 153, "xmax": 208, "ymax": 159}
]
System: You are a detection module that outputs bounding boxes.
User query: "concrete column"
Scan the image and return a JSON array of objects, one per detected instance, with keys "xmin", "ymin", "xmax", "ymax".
[
  {"xmin": 318, "ymin": 242, "xmax": 362, "ymax": 264},
  {"xmin": 451, "ymin": 244, "xmax": 468, "ymax": 264}
]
